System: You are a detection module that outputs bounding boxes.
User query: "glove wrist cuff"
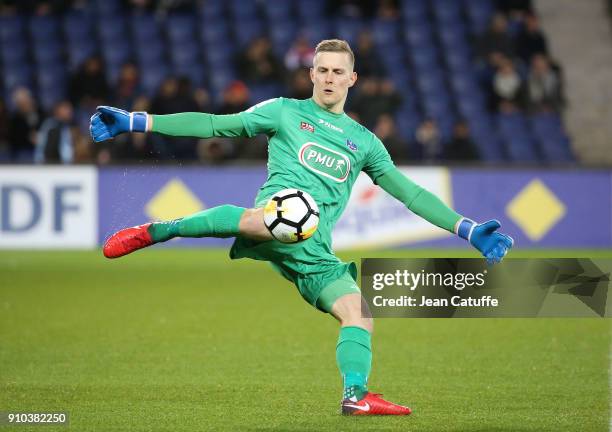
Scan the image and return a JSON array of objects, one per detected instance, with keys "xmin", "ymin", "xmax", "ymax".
[
  {"xmin": 456, "ymin": 218, "xmax": 476, "ymax": 241},
  {"xmin": 130, "ymin": 112, "xmax": 149, "ymax": 133}
]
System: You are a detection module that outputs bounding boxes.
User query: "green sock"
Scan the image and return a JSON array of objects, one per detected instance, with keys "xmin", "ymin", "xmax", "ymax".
[
  {"xmin": 147, "ymin": 205, "xmax": 246, "ymax": 242},
  {"xmin": 337, "ymin": 326, "xmax": 371, "ymax": 400}
]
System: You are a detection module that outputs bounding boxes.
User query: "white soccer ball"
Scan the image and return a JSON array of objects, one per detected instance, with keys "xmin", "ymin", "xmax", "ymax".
[{"xmin": 263, "ymin": 189, "xmax": 320, "ymax": 243}]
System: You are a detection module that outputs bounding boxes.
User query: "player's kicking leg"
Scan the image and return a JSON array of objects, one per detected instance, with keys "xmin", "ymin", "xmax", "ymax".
[
  {"xmin": 325, "ymin": 291, "xmax": 412, "ymax": 416},
  {"xmin": 102, "ymin": 206, "xmax": 271, "ymax": 258}
]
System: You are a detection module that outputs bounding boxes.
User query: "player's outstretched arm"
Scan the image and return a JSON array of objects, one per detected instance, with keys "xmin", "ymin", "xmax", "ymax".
[
  {"xmin": 89, "ymin": 106, "xmax": 247, "ymax": 142},
  {"xmin": 376, "ymin": 168, "xmax": 514, "ymax": 264}
]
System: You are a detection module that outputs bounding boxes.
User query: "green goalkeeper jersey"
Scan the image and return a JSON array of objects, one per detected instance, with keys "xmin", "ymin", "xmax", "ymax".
[
  {"xmin": 230, "ymin": 97, "xmax": 395, "ymax": 306},
  {"xmin": 238, "ymin": 97, "xmax": 394, "ymax": 212}
]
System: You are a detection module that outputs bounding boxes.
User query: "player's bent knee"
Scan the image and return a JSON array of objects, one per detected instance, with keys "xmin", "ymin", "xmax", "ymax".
[
  {"xmin": 349, "ymin": 316, "xmax": 374, "ymax": 334},
  {"xmin": 332, "ymin": 293, "xmax": 374, "ymax": 333},
  {"xmin": 239, "ymin": 208, "xmax": 273, "ymax": 241},
  {"xmin": 346, "ymin": 313, "xmax": 373, "ymax": 333}
]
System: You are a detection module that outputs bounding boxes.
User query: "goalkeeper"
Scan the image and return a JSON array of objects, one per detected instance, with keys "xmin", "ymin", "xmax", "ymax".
[{"xmin": 90, "ymin": 39, "xmax": 513, "ymax": 416}]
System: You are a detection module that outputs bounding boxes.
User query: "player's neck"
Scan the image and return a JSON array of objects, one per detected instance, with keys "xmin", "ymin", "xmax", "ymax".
[{"xmin": 311, "ymin": 95, "xmax": 345, "ymax": 115}]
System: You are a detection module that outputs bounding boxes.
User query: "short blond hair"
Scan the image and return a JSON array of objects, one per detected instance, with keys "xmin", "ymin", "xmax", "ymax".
[{"xmin": 314, "ymin": 39, "xmax": 355, "ymax": 68}]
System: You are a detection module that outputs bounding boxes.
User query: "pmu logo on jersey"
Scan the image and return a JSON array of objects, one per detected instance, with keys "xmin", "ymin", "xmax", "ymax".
[
  {"xmin": 298, "ymin": 142, "xmax": 351, "ymax": 183},
  {"xmin": 300, "ymin": 121, "xmax": 314, "ymax": 133},
  {"xmin": 346, "ymin": 139, "xmax": 358, "ymax": 151}
]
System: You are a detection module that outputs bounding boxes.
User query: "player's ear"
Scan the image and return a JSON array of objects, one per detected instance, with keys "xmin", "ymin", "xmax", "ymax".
[
  {"xmin": 309, "ymin": 67, "xmax": 315, "ymax": 84},
  {"xmin": 348, "ymin": 71, "xmax": 357, "ymax": 88}
]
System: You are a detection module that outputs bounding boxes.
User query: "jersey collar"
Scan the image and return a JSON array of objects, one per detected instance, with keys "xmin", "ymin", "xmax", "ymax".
[{"xmin": 308, "ymin": 98, "xmax": 346, "ymax": 119}]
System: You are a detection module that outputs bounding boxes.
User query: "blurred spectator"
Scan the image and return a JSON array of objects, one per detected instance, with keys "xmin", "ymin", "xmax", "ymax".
[
  {"xmin": 178, "ymin": 77, "xmax": 210, "ymax": 112},
  {"xmin": 349, "ymin": 77, "xmax": 378, "ymax": 125},
  {"xmin": 150, "ymin": 77, "xmax": 200, "ymax": 159},
  {"xmin": 35, "ymin": 100, "xmax": 74, "ymax": 164},
  {"xmin": 68, "ymin": 56, "xmax": 110, "ymax": 107},
  {"xmin": 151, "ymin": 77, "xmax": 201, "ymax": 114},
  {"xmin": 374, "ymin": 114, "xmax": 407, "ymax": 162},
  {"xmin": 197, "ymin": 137, "xmax": 236, "ymax": 164},
  {"xmin": 377, "ymin": 0, "xmax": 400, "ymax": 20},
  {"xmin": 69, "ymin": 0, "xmax": 89, "ymax": 12},
  {"xmin": 354, "ymin": 31, "xmax": 385, "ymax": 79},
  {"xmin": 217, "ymin": 80, "xmax": 250, "ymax": 114},
  {"xmin": 236, "ymin": 37, "xmax": 284, "ymax": 85},
  {"xmin": 125, "ymin": 0, "xmax": 156, "ymax": 13},
  {"xmin": 346, "ymin": 111, "xmax": 361, "ymax": 123},
  {"xmin": 489, "ymin": 56, "xmax": 525, "ymax": 112},
  {"xmin": 203, "ymin": 80, "xmax": 267, "ymax": 162},
  {"xmin": 194, "ymin": 86, "xmax": 211, "ymax": 112},
  {"xmin": 288, "ymin": 69, "xmax": 313, "ymax": 100},
  {"xmin": 155, "ymin": 0, "xmax": 195, "ymax": 14},
  {"xmin": 477, "ymin": 13, "xmax": 516, "ymax": 63},
  {"xmin": 379, "ymin": 78, "xmax": 402, "ymax": 109},
  {"xmin": 39, "ymin": 0, "xmax": 56, "ymax": 13},
  {"xmin": 8, "ymin": 87, "xmax": 43, "ymax": 161},
  {"xmin": 150, "ymin": 77, "xmax": 177, "ymax": 115},
  {"xmin": 415, "ymin": 119, "xmax": 442, "ymax": 161},
  {"xmin": 127, "ymin": 96, "xmax": 154, "ymax": 159},
  {"xmin": 332, "ymin": 0, "xmax": 376, "ymax": 18},
  {"xmin": 0, "ymin": 1, "xmax": 17, "ymax": 14},
  {"xmin": 4, "ymin": 0, "xmax": 70, "ymax": 14},
  {"xmin": 517, "ymin": 13, "xmax": 549, "ymax": 63},
  {"xmin": 114, "ymin": 63, "xmax": 142, "ymax": 111},
  {"xmin": 444, "ymin": 120, "xmax": 480, "ymax": 161},
  {"xmin": 72, "ymin": 129, "xmax": 94, "ymax": 163},
  {"xmin": 284, "ymin": 37, "xmax": 315, "ymax": 71},
  {"xmin": 527, "ymin": 54, "xmax": 564, "ymax": 113},
  {"xmin": 496, "ymin": 0, "xmax": 533, "ymax": 18},
  {"xmin": 350, "ymin": 78, "xmax": 402, "ymax": 129},
  {"xmin": 125, "ymin": 0, "xmax": 195, "ymax": 14}
]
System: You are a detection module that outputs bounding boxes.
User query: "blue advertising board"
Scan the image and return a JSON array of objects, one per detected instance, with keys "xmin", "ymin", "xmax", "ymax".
[
  {"xmin": 97, "ymin": 166, "xmax": 612, "ymax": 249},
  {"xmin": 98, "ymin": 166, "xmax": 266, "ymax": 247},
  {"xmin": 435, "ymin": 169, "xmax": 611, "ymax": 248}
]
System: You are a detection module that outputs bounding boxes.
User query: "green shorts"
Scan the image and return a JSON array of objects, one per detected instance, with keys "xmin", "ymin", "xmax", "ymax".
[
  {"xmin": 230, "ymin": 235, "xmax": 358, "ymax": 311},
  {"xmin": 229, "ymin": 200, "xmax": 359, "ymax": 311},
  {"xmin": 316, "ymin": 270, "xmax": 362, "ymax": 312}
]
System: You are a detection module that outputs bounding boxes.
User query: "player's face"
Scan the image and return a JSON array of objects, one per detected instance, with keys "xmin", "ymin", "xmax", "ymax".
[{"xmin": 310, "ymin": 51, "xmax": 357, "ymax": 113}]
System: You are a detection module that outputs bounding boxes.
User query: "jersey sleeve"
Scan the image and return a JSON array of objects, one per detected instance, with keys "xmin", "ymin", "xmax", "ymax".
[
  {"xmin": 238, "ymin": 97, "xmax": 284, "ymax": 137},
  {"xmin": 362, "ymin": 135, "xmax": 396, "ymax": 183}
]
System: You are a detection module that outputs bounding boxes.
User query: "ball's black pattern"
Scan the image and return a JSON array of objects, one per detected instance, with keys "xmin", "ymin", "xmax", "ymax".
[{"xmin": 265, "ymin": 190, "xmax": 319, "ymax": 241}]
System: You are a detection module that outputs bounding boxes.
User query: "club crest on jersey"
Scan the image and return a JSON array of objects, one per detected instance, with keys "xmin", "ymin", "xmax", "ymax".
[
  {"xmin": 300, "ymin": 121, "xmax": 314, "ymax": 133},
  {"xmin": 346, "ymin": 139, "xmax": 358, "ymax": 151},
  {"xmin": 298, "ymin": 142, "xmax": 351, "ymax": 183}
]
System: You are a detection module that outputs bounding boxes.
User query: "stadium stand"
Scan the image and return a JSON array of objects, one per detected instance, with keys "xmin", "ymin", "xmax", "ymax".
[{"xmin": 0, "ymin": 0, "xmax": 574, "ymax": 164}]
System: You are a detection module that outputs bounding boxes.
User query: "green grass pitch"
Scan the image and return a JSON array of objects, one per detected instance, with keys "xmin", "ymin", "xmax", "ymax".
[{"xmin": 1, "ymin": 249, "xmax": 610, "ymax": 431}]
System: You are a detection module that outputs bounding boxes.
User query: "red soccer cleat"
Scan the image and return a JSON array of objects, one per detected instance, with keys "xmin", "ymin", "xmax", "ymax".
[
  {"xmin": 341, "ymin": 392, "xmax": 412, "ymax": 416},
  {"xmin": 103, "ymin": 223, "xmax": 154, "ymax": 258}
]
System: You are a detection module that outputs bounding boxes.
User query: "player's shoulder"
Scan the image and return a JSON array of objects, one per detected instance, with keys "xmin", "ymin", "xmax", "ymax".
[
  {"xmin": 343, "ymin": 115, "xmax": 370, "ymax": 134},
  {"xmin": 245, "ymin": 97, "xmax": 285, "ymax": 113},
  {"xmin": 249, "ymin": 97, "xmax": 307, "ymax": 113},
  {"xmin": 280, "ymin": 97, "xmax": 310, "ymax": 110},
  {"xmin": 343, "ymin": 115, "xmax": 380, "ymax": 144},
  {"xmin": 266, "ymin": 97, "xmax": 321, "ymax": 120}
]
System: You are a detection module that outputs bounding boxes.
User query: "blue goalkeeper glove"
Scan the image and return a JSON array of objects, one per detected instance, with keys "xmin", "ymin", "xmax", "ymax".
[
  {"xmin": 457, "ymin": 219, "xmax": 514, "ymax": 264},
  {"xmin": 89, "ymin": 106, "xmax": 149, "ymax": 142}
]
